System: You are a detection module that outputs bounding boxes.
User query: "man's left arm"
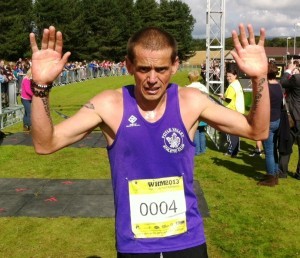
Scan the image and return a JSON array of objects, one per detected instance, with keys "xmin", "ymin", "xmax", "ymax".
[
  {"xmin": 201, "ymin": 24, "xmax": 269, "ymax": 140},
  {"xmin": 231, "ymin": 24, "xmax": 269, "ymax": 140}
]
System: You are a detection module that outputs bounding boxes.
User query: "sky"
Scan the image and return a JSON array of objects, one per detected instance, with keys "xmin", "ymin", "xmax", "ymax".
[{"xmin": 182, "ymin": 0, "xmax": 300, "ymax": 39}]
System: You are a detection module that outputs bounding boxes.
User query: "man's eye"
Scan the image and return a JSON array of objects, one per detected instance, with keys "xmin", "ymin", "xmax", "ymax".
[
  {"xmin": 139, "ymin": 67, "xmax": 150, "ymax": 73},
  {"xmin": 156, "ymin": 68, "xmax": 167, "ymax": 73}
]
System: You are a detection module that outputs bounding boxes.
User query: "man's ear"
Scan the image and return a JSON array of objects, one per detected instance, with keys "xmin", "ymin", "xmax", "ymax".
[
  {"xmin": 125, "ymin": 56, "xmax": 133, "ymax": 75},
  {"xmin": 171, "ymin": 56, "xmax": 179, "ymax": 75}
]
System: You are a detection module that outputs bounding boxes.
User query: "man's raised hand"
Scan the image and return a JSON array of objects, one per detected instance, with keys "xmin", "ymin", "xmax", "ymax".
[
  {"xmin": 231, "ymin": 24, "xmax": 268, "ymax": 79},
  {"xmin": 30, "ymin": 26, "xmax": 71, "ymax": 85}
]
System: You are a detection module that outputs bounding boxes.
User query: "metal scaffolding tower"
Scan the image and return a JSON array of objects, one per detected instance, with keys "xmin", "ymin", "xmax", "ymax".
[
  {"xmin": 205, "ymin": 0, "xmax": 226, "ymax": 149},
  {"xmin": 205, "ymin": 0, "xmax": 225, "ymax": 95}
]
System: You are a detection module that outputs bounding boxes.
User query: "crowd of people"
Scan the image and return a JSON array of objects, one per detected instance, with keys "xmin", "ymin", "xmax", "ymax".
[
  {"xmin": 195, "ymin": 59, "xmax": 300, "ymax": 185},
  {"xmin": 200, "ymin": 60, "xmax": 221, "ymax": 83},
  {"xmin": 252, "ymin": 60, "xmax": 300, "ymax": 184},
  {"xmin": 0, "ymin": 58, "xmax": 29, "ymax": 108},
  {"xmin": 55, "ymin": 60, "xmax": 128, "ymax": 86},
  {"xmin": 0, "ymin": 58, "xmax": 129, "ymax": 132},
  {"xmin": 0, "ymin": 58, "xmax": 129, "ymax": 108}
]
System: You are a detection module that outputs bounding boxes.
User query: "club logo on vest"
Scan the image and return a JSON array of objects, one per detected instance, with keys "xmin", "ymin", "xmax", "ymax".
[
  {"xmin": 126, "ymin": 115, "xmax": 140, "ymax": 127},
  {"xmin": 162, "ymin": 128, "xmax": 185, "ymax": 153}
]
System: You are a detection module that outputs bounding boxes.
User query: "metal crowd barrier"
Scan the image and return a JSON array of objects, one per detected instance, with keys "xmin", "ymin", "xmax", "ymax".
[
  {"xmin": 0, "ymin": 64, "xmax": 129, "ymax": 130},
  {"xmin": 53, "ymin": 66, "xmax": 128, "ymax": 86},
  {"xmin": 0, "ymin": 81, "xmax": 24, "ymax": 130}
]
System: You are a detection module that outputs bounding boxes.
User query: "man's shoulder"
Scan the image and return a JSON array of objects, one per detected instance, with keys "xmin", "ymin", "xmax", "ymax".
[
  {"xmin": 180, "ymin": 85, "xmax": 208, "ymax": 101},
  {"xmin": 93, "ymin": 87, "xmax": 123, "ymax": 103}
]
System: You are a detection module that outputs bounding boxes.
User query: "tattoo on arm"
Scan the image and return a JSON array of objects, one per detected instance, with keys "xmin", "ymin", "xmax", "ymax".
[
  {"xmin": 253, "ymin": 78, "xmax": 265, "ymax": 109},
  {"xmin": 248, "ymin": 77, "xmax": 266, "ymax": 121},
  {"xmin": 83, "ymin": 102, "xmax": 95, "ymax": 110},
  {"xmin": 41, "ymin": 98, "xmax": 53, "ymax": 126}
]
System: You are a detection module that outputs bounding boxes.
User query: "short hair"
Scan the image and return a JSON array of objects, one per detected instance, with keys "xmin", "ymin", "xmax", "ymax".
[
  {"xmin": 267, "ymin": 62, "xmax": 278, "ymax": 80},
  {"xmin": 127, "ymin": 26, "xmax": 178, "ymax": 64},
  {"xmin": 226, "ymin": 67, "xmax": 238, "ymax": 76},
  {"xmin": 188, "ymin": 70, "xmax": 200, "ymax": 82}
]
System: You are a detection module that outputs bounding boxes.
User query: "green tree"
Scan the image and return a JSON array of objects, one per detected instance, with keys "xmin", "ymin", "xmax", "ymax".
[
  {"xmin": 9, "ymin": 0, "xmax": 197, "ymax": 62},
  {"xmin": 81, "ymin": 0, "xmax": 127, "ymax": 61},
  {"xmin": 191, "ymin": 38, "xmax": 206, "ymax": 51},
  {"xmin": 0, "ymin": 0, "xmax": 33, "ymax": 60},
  {"xmin": 267, "ymin": 37, "xmax": 286, "ymax": 47},
  {"xmin": 134, "ymin": 0, "xmax": 159, "ymax": 28},
  {"xmin": 114, "ymin": 0, "xmax": 138, "ymax": 60},
  {"xmin": 33, "ymin": 0, "xmax": 90, "ymax": 60},
  {"xmin": 60, "ymin": 0, "xmax": 90, "ymax": 61},
  {"xmin": 33, "ymin": 0, "xmax": 68, "ymax": 32},
  {"xmin": 159, "ymin": 0, "xmax": 195, "ymax": 61}
]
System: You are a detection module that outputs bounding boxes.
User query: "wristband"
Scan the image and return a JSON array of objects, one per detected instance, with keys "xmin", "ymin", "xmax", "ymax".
[
  {"xmin": 31, "ymin": 80, "xmax": 53, "ymax": 90},
  {"xmin": 30, "ymin": 80, "xmax": 53, "ymax": 98}
]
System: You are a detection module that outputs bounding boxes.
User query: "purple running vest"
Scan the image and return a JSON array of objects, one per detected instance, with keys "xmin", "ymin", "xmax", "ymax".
[{"xmin": 107, "ymin": 84, "xmax": 206, "ymax": 253}]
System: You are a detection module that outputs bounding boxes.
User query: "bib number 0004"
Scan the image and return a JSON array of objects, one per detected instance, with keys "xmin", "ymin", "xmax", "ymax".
[
  {"xmin": 140, "ymin": 200, "xmax": 177, "ymax": 216},
  {"xmin": 129, "ymin": 176, "xmax": 187, "ymax": 238}
]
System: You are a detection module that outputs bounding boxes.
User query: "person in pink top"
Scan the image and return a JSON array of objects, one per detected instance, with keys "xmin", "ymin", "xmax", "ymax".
[{"xmin": 21, "ymin": 69, "xmax": 33, "ymax": 132}]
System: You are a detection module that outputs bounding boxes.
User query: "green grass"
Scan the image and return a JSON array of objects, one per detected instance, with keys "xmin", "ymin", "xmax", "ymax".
[{"xmin": 1, "ymin": 72, "xmax": 300, "ymax": 258}]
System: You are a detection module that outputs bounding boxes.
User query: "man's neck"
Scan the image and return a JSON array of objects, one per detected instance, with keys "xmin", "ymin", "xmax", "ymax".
[{"xmin": 135, "ymin": 91, "xmax": 167, "ymax": 121}]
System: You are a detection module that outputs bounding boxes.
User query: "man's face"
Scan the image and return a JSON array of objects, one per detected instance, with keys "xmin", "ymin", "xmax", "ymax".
[{"xmin": 127, "ymin": 45, "xmax": 178, "ymax": 102}]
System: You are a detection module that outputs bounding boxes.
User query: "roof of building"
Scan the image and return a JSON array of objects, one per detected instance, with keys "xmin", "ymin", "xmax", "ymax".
[{"xmin": 184, "ymin": 47, "xmax": 300, "ymax": 65}]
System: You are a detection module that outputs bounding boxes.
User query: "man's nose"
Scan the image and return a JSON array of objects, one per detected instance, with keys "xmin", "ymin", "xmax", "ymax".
[{"xmin": 148, "ymin": 70, "xmax": 158, "ymax": 83}]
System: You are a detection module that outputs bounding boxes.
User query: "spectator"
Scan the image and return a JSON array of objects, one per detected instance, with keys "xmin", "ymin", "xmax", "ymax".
[
  {"xmin": 0, "ymin": 60, "xmax": 10, "ymax": 108},
  {"xmin": 280, "ymin": 61, "xmax": 300, "ymax": 180},
  {"xmin": 258, "ymin": 62, "xmax": 283, "ymax": 186},
  {"xmin": 200, "ymin": 61, "xmax": 206, "ymax": 82},
  {"xmin": 20, "ymin": 69, "xmax": 33, "ymax": 132},
  {"xmin": 277, "ymin": 95, "xmax": 293, "ymax": 179},
  {"xmin": 14, "ymin": 62, "xmax": 25, "ymax": 94},
  {"xmin": 219, "ymin": 68, "xmax": 245, "ymax": 157},
  {"xmin": 186, "ymin": 70, "xmax": 209, "ymax": 155}
]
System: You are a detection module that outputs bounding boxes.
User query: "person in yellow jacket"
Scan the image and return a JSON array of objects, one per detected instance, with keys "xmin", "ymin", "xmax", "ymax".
[{"xmin": 220, "ymin": 68, "xmax": 245, "ymax": 157}]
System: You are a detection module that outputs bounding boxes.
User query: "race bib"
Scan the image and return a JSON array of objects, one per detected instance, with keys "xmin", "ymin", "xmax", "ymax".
[{"xmin": 129, "ymin": 176, "xmax": 187, "ymax": 238}]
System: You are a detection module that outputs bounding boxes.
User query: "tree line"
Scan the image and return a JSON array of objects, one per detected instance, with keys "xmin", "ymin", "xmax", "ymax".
[
  {"xmin": 0, "ymin": 0, "xmax": 195, "ymax": 62},
  {"xmin": 1, "ymin": 0, "xmax": 297, "ymax": 63}
]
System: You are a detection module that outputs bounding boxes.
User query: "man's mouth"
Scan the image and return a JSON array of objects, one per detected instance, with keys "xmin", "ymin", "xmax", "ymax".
[{"xmin": 145, "ymin": 87, "xmax": 160, "ymax": 95}]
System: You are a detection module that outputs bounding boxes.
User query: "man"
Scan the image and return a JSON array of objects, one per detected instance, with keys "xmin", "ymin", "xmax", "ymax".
[
  {"xmin": 29, "ymin": 24, "xmax": 269, "ymax": 257},
  {"xmin": 280, "ymin": 62, "xmax": 300, "ymax": 180}
]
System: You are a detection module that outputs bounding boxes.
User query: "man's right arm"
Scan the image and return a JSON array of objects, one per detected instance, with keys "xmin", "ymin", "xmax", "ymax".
[
  {"xmin": 30, "ymin": 26, "xmax": 103, "ymax": 154},
  {"xmin": 31, "ymin": 94, "xmax": 102, "ymax": 154}
]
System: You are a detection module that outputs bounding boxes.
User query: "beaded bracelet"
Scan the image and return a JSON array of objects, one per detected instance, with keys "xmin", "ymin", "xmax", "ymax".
[
  {"xmin": 30, "ymin": 80, "xmax": 52, "ymax": 98},
  {"xmin": 31, "ymin": 80, "xmax": 53, "ymax": 90}
]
